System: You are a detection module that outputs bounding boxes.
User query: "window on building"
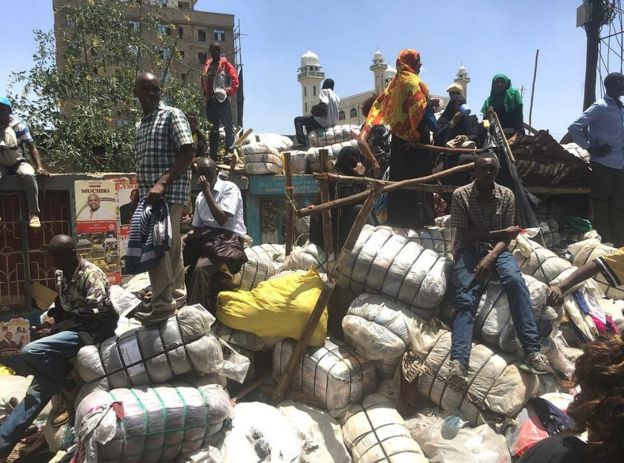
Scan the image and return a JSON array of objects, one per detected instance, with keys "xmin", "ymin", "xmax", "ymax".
[
  {"xmin": 304, "ymin": 86, "xmax": 307, "ymax": 97},
  {"xmin": 313, "ymin": 85, "xmax": 316, "ymax": 96},
  {"xmin": 339, "ymin": 111, "xmax": 346, "ymax": 121},
  {"xmin": 181, "ymin": 72, "xmax": 187, "ymax": 82},
  {"xmin": 129, "ymin": 20, "xmax": 140, "ymax": 32},
  {"xmin": 198, "ymin": 52, "xmax": 207, "ymax": 64},
  {"xmin": 213, "ymin": 29, "xmax": 226, "ymax": 41},
  {"xmin": 198, "ymin": 29, "xmax": 207, "ymax": 42},
  {"xmin": 116, "ymin": 119, "xmax": 130, "ymax": 128},
  {"xmin": 178, "ymin": 26, "xmax": 184, "ymax": 38},
  {"xmin": 305, "ymin": 102, "xmax": 308, "ymax": 113},
  {"xmin": 157, "ymin": 23, "xmax": 171, "ymax": 36},
  {"xmin": 350, "ymin": 108, "xmax": 357, "ymax": 118},
  {"xmin": 159, "ymin": 47, "xmax": 172, "ymax": 59},
  {"xmin": 178, "ymin": 1, "xmax": 190, "ymax": 9},
  {"xmin": 128, "ymin": 45, "xmax": 139, "ymax": 57},
  {"xmin": 64, "ymin": 15, "xmax": 76, "ymax": 28}
]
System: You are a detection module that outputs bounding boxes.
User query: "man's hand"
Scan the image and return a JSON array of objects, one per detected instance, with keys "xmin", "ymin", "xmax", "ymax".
[
  {"xmin": 147, "ymin": 181, "xmax": 165, "ymax": 204},
  {"xmin": 197, "ymin": 175, "xmax": 210, "ymax": 192},
  {"xmin": 451, "ymin": 111, "xmax": 463, "ymax": 125},
  {"xmin": 475, "ymin": 253, "xmax": 496, "ymax": 282},
  {"xmin": 588, "ymin": 145, "xmax": 611, "ymax": 157},
  {"xmin": 36, "ymin": 167, "xmax": 50, "ymax": 176},
  {"xmin": 492, "ymin": 225, "xmax": 520, "ymax": 240},
  {"xmin": 372, "ymin": 162, "xmax": 381, "ymax": 178},
  {"xmin": 546, "ymin": 286, "xmax": 564, "ymax": 307}
]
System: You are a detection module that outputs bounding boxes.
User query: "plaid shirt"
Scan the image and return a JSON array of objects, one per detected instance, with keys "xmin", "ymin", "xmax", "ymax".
[
  {"xmin": 450, "ymin": 181, "xmax": 515, "ymax": 250},
  {"xmin": 136, "ymin": 102, "xmax": 194, "ymax": 205},
  {"xmin": 55, "ymin": 258, "xmax": 112, "ymax": 314}
]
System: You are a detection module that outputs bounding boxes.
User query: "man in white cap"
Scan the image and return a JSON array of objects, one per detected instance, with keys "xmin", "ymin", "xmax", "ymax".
[
  {"xmin": 0, "ymin": 96, "xmax": 49, "ymax": 228},
  {"xmin": 201, "ymin": 43, "xmax": 239, "ymax": 161}
]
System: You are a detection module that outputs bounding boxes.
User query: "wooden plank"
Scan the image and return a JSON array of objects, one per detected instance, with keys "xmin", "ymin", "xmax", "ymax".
[
  {"xmin": 283, "ymin": 152, "xmax": 295, "ymax": 255},
  {"xmin": 318, "ymin": 149, "xmax": 334, "ymax": 258}
]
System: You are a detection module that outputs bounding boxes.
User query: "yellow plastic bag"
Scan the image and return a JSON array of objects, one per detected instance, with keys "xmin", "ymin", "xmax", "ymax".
[
  {"xmin": 217, "ymin": 269, "xmax": 327, "ymax": 346},
  {"xmin": 0, "ymin": 364, "xmax": 15, "ymax": 375}
]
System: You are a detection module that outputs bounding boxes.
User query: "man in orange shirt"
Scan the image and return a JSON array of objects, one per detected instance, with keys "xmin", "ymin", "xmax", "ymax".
[{"xmin": 201, "ymin": 43, "xmax": 239, "ymax": 161}]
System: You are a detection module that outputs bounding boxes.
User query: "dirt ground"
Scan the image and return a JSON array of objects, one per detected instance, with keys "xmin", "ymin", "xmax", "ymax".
[{"xmin": 8, "ymin": 443, "xmax": 54, "ymax": 463}]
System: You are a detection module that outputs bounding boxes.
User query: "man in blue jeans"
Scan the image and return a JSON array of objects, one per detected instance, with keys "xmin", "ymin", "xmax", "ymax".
[
  {"xmin": 0, "ymin": 235, "xmax": 118, "ymax": 461},
  {"xmin": 447, "ymin": 153, "xmax": 551, "ymax": 385}
]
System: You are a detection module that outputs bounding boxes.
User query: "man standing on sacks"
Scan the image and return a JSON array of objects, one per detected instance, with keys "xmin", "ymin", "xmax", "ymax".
[
  {"xmin": 447, "ymin": 153, "xmax": 552, "ymax": 385},
  {"xmin": 133, "ymin": 72, "xmax": 195, "ymax": 324}
]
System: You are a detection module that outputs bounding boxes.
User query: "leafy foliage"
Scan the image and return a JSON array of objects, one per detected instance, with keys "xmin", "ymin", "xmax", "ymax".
[{"xmin": 10, "ymin": 0, "xmax": 204, "ymax": 172}]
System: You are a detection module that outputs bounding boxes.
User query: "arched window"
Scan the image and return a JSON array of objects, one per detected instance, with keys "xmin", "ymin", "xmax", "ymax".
[
  {"xmin": 305, "ymin": 102, "xmax": 308, "ymax": 113},
  {"xmin": 304, "ymin": 86, "xmax": 307, "ymax": 97},
  {"xmin": 350, "ymin": 108, "xmax": 357, "ymax": 118},
  {"xmin": 338, "ymin": 110, "xmax": 345, "ymax": 121},
  {"xmin": 313, "ymin": 85, "xmax": 316, "ymax": 96}
]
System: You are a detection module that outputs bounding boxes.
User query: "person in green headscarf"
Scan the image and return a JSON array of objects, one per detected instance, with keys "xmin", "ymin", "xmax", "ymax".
[{"xmin": 481, "ymin": 74, "xmax": 524, "ymax": 134}]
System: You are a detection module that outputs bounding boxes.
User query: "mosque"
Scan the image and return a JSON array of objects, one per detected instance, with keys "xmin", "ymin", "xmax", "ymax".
[{"xmin": 297, "ymin": 50, "xmax": 471, "ymax": 126}]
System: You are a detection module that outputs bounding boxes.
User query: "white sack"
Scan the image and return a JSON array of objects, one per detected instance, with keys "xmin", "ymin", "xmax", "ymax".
[
  {"xmin": 284, "ymin": 243, "xmax": 330, "ymax": 273},
  {"xmin": 242, "ymin": 133, "xmax": 293, "ymax": 151},
  {"xmin": 76, "ymin": 305, "xmax": 223, "ymax": 391},
  {"xmin": 278, "ymin": 400, "xmax": 352, "ymax": 463},
  {"xmin": 232, "ymin": 244, "xmax": 286, "ymax": 290},
  {"xmin": 512, "ymin": 234, "xmax": 572, "ymax": 285},
  {"xmin": 341, "ymin": 393, "xmax": 428, "ymax": 463},
  {"xmin": 244, "ymin": 151, "xmax": 283, "ymax": 175},
  {"xmin": 573, "ymin": 243, "xmax": 624, "ymax": 300},
  {"xmin": 75, "ymin": 379, "xmax": 231, "ymax": 463},
  {"xmin": 212, "ymin": 322, "xmax": 265, "ymax": 352},
  {"xmin": 220, "ymin": 402, "xmax": 305, "ymax": 463},
  {"xmin": 290, "ymin": 150, "xmax": 308, "ymax": 174},
  {"xmin": 0, "ymin": 375, "xmax": 52, "ymax": 422},
  {"xmin": 567, "ymin": 238, "xmax": 602, "ymax": 260},
  {"xmin": 389, "ymin": 226, "xmax": 454, "ymax": 257},
  {"xmin": 307, "ymin": 140, "xmax": 358, "ymax": 172},
  {"xmin": 405, "ymin": 412, "xmax": 511, "ymax": 463},
  {"xmin": 337, "ymin": 225, "xmax": 451, "ymax": 315},
  {"xmin": 273, "ymin": 339, "xmax": 377, "ymax": 419},
  {"xmin": 308, "ymin": 124, "xmax": 360, "ymax": 148}
]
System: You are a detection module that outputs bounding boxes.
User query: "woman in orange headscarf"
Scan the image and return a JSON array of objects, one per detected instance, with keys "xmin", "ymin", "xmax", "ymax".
[{"xmin": 365, "ymin": 49, "xmax": 434, "ymax": 227}]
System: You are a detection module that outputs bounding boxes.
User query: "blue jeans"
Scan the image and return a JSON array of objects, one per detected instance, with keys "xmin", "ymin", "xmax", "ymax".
[
  {"xmin": 450, "ymin": 246, "xmax": 541, "ymax": 367},
  {"xmin": 0, "ymin": 331, "xmax": 80, "ymax": 457}
]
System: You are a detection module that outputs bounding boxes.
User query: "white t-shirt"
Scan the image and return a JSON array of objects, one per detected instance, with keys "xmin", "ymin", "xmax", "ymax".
[
  {"xmin": 192, "ymin": 178, "xmax": 246, "ymax": 236},
  {"xmin": 314, "ymin": 88, "xmax": 341, "ymax": 128}
]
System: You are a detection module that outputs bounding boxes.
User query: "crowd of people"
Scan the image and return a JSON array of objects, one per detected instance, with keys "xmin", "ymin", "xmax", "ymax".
[{"xmin": 2, "ymin": 44, "xmax": 624, "ymax": 462}]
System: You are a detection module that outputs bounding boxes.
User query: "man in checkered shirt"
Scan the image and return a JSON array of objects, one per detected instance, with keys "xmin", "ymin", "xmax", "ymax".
[
  {"xmin": 133, "ymin": 72, "xmax": 195, "ymax": 324},
  {"xmin": 447, "ymin": 153, "xmax": 551, "ymax": 385}
]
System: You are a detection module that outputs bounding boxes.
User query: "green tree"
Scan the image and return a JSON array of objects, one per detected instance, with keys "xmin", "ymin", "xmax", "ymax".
[{"xmin": 10, "ymin": 0, "xmax": 204, "ymax": 172}]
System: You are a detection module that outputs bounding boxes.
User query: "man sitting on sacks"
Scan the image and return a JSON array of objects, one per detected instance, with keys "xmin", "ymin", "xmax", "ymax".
[
  {"xmin": 0, "ymin": 234, "xmax": 118, "ymax": 462},
  {"xmin": 447, "ymin": 153, "xmax": 551, "ymax": 385},
  {"xmin": 184, "ymin": 157, "xmax": 247, "ymax": 311}
]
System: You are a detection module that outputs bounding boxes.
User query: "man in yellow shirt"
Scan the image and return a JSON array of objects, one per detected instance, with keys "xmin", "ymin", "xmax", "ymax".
[{"xmin": 547, "ymin": 247, "xmax": 624, "ymax": 306}]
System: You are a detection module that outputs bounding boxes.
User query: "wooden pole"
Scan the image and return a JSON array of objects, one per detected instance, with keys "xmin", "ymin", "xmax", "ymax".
[
  {"xmin": 318, "ymin": 149, "xmax": 334, "ymax": 258},
  {"xmin": 273, "ymin": 186, "xmax": 382, "ymax": 404},
  {"xmin": 229, "ymin": 128, "xmax": 254, "ymax": 173},
  {"xmin": 283, "ymin": 152, "xmax": 295, "ymax": 255},
  {"xmin": 488, "ymin": 107, "xmax": 516, "ymax": 162},
  {"xmin": 298, "ymin": 162, "xmax": 475, "ymax": 218},
  {"xmin": 406, "ymin": 142, "xmax": 487, "ymax": 155},
  {"xmin": 529, "ymin": 49, "xmax": 539, "ymax": 127}
]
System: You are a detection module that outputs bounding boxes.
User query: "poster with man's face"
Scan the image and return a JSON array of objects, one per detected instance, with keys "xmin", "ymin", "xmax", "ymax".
[
  {"xmin": 0, "ymin": 319, "xmax": 29, "ymax": 356},
  {"xmin": 75, "ymin": 180, "xmax": 117, "ymax": 232}
]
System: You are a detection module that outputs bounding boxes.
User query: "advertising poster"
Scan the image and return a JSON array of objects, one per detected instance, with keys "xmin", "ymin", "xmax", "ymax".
[
  {"xmin": 0, "ymin": 319, "xmax": 30, "ymax": 356},
  {"xmin": 74, "ymin": 180, "xmax": 121, "ymax": 284},
  {"xmin": 115, "ymin": 179, "xmax": 139, "ymax": 274}
]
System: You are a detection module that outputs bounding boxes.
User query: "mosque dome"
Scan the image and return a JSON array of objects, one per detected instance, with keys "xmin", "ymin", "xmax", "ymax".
[
  {"xmin": 300, "ymin": 50, "xmax": 320, "ymax": 67},
  {"xmin": 383, "ymin": 66, "xmax": 397, "ymax": 80}
]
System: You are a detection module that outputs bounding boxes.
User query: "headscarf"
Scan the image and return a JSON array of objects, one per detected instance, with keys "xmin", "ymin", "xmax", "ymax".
[
  {"xmin": 439, "ymin": 96, "xmax": 466, "ymax": 123},
  {"xmin": 481, "ymin": 73, "xmax": 523, "ymax": 114},
  {"xmin": 446, "ymin": 83, "xmax": 464, "ymax": 95},
  {"xmin": 366, "ymin": 49, "xmax": 429, "ymax": 142}
]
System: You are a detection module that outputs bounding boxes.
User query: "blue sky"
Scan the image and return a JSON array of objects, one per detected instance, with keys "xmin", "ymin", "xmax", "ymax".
[{"xmin": 0, "ymin": 1, "xmax": 597, "ymax": 139}]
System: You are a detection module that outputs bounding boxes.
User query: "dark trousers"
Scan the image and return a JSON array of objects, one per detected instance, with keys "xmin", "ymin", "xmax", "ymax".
[
  {"xmin": 206, "ymin": 99, "xmax": 234, "ymax": 161},
  {"xmin": 450, "ymin": 246, "xmax": 541, "ymax": 367},
  {"xmin": 0, "ymin": 331, "xmax": 80, "ymax": 457},
  {"xmin": 388, "ymin": 135, "xmax": 434, "ymax": 227},
  {"xmin": 591, "ymin": 161, "xmax": 624, "ymax": 246},
  {"xmin": 294, "ymin": 116, "xmax": 323, "ymax": 145}
]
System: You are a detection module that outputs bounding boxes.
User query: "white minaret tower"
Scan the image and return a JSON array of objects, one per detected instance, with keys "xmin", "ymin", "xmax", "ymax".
[
  {"xmin": 297, "ymin": 50, "xmax": 324, "ymax": 116},
  {"xmin": 370, "ymin": 50, "xmax": 388, "ymax": 94},
  {"xmin": 383, "ymin": 66, "xmax": 397, "ymax": 89},
  {"xmin": 454, "ymin": 64, "xmax": 470, "ymax": 100}
]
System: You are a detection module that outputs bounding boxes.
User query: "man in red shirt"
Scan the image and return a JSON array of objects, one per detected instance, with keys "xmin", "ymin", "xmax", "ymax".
[{"xmin": 201, "ymin": 43, "xmax": 239, "ymax": 161}]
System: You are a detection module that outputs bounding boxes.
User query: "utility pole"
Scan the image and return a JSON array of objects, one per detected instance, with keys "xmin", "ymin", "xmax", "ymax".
[{"xmin": 581, "ymin": 0, "xmax": 606, "ymax": 109}]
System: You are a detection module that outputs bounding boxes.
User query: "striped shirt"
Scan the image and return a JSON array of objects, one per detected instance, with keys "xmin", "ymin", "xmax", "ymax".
[
  {"xmin": 136, "ymin": 102, "xmax": 194, "ymax": 205},
  {"xmin": 450, "ymin": 181, "xmax": 515, "ymax": 250}
]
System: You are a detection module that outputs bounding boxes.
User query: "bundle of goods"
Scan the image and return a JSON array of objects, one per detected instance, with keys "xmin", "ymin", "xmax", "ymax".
[
  {"xmin": 342, "ymin": 293, "xmax": 412, "ymax": 378},
  {"xmin": 273, "ymin": 339, "xmax": 377, "ymax": 418},
  {"xmin": 283, "ymin": 242, "xmax": 330, "ymax": 274},
  {"xmin": 307, "ymin": 139, "xmax": 358, "ymax": 172},
  {"xmin": 211, "ymin": 321, "xmax": 266, "ymax": 352},
  {"xmin": 434, "ymin": 214, "xmax": 455, "ymax": 247},
  {"xmin": 232, "ymin": 243, "xmax": 286, "ymax": 290},
  {"xmin": 278, "ymin": 400, "xmax": 351, "ymax": 463},
  {"xmin": 220, "ymin": 402, "xmax": 305, "ymax": 462},
  {"xmin": 337, "ymin": 225, "xmax": 451, "ymax": 316},
  {"xmin": 402, "ymin": 318, "xmax": 540, "ymax": 425},
  {"xmin": 391, "ymin": 225, "xmax": 454, "ymax": 257},
  {"xmin": 76, "ymin": 305, "xmax": 223, "ymax": 391},
  {"xmin": 573, "ymin": 242, "xmax": 624, "ymax": 300},
  {"xmin": 341, "ymin": 393, "xmax": 428, "ymax": 463},
  {"xmin": 43, "ymin": 409, "xmax": 76, "ymax": 454},
  {"xmin": 75, "ymin": 379, "xmax": 231, "ymax": 463},
  {"xmin": 218, "ymin": 269, "xmax": 327, "ymax": 346},
  {"xmin": 567, "ymin": 237, "xmax": 602, "ymax": 261},
  {"xmin": 308, "ymin": 124, "xmax": 360, "ymax": 148},
  {"xmin": 240, "ymin": 143, "xmax": 283, "ymax": 175},
  {"xmin": 405, "ymin": 411, "xmax": 511, "ymax": 463},
  {"xmin": 242, "ymin": 132, "xmax": 293, "ymax": 151},
  {"xmin": 289, "ymin": 149, "xmax": 308, "ymax": 174},
  {"xmin": 538, "ymin": 220, "xmax": 562, "ymax": 249},
  {"xmin": 511, "ymin": 234, "xmax": 575, "ymax": 285},
  {"xmin": 476, "ymin": 274, "xmax": 560, "ymax": 354},
  {"xmin": 510, "ymin": 132, "xmax": 590, "ymax": 187}
]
